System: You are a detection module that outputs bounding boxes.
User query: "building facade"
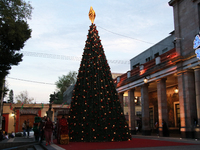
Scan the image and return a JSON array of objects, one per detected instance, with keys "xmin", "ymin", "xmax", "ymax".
[
  {"xmin": 115, "ymin": 0, "xmax": 200, "ymax": 138},
  {"xmin": 2, "ymin": 103, "xmax": 69, "ymax": 134}
]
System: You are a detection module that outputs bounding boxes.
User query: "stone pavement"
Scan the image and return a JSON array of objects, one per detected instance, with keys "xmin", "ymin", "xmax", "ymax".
[
  {"xmin": 125, "ymin": 135, "xmax": 200, "ymax": 150},
  {"xmin": 0, "ymin": 136, "xmax": 64, "ymax": 150},
  {"xmin": 0, "ymin": 135, "xmax": 200, "ymax": 150}
]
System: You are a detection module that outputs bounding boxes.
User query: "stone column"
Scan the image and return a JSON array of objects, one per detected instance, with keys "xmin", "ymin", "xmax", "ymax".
[
  {"xmin": 119, "ymin": 92, "xmax": 124, "ymax": 110},
  {"xmin": 194, "ymin": 67, "xmax": 200, "ymax": 125},
  {"xmin": 194, "ymin": 66, "xmax": 200, "ymax": 138},
  {"xmin": 141, "ymin": 83, "xmax": 151, "ymax": 135},
  {"xmin": 157, "ymin": 78, "xmax": 168, "ymax": 136},
  {"xmin": 128, "ymin": 89, "xmax": 136, "ymax": 134},
  {"xmin": 178, "ymin": 70, "xmax": 196, "ymax": 138}
]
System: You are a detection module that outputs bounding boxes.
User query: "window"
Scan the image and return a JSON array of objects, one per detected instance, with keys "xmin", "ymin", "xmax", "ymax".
[
  {"xmin": 146, "ymin": 57, "xmax": 151, "ymax": 62},
  {"xmin": 132, "ymin": 63, "xmax": 140, "ymax": 69},
  {"xmin": 149, "ymin": 106, "xmax": 154, "ymax": 128},
  {"xmin": 174, "ymin": 102, "xmax": 180, "ymax": 128},
  {"xmin": 154, "ymin": 52, "xmax": 159, "ymax": 58},
  {"xmin": 162, "ymin": 48, "xmax": 168, "ymax": 54}
]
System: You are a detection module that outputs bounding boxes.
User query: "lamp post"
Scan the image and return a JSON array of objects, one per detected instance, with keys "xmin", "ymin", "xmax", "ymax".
[
  {"xmin": 144, "ymin": 77, "xmax": 148, "ymax": 83},
  {"xmin": 174, "ymin": 87, "xmax": 179, "ymax": 93}
]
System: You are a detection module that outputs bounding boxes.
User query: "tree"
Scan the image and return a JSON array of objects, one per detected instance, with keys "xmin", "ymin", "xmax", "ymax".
[
  {"xmin": 68, "ymin": 23, "xmax": 131, "ymax": 142},
  {"xmin": 0, "ymin": 0, "xmax": 32, "ymax": 97},
  {"xmin": 55, "ymin": 71, "xmax": 77, "ymax": 94},
  {"xmin": 50, "ymin": 71, "xmax": 77, "ymax": 104},
  {"xmin": 0, "ymin": 0, "xmax": 32, "ymax": 130},
  {"xmin": 49, "ymin": 91, "xmax": 62, "ymax": 104},
  {"xmin": 15, "ymin": 91, "xmax": 34, "ymax": 104},
  {"xmin": 7, "ymin": 89, "xmax": 13, "ymax": 103}
]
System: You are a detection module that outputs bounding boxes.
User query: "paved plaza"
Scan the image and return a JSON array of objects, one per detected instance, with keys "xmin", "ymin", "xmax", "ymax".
[{"xmin": 1, "ymin": 134, "xmax": 200, "ymax": 150}]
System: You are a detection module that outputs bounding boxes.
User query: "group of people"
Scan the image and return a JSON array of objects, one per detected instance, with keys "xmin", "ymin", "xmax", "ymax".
[
  {"xmin": 38, "ymin": 116, "xmax": 55, "ymax": 146},
  {"xmin": 0, "ymin": 130, "xmax": 15, "ymax": 140},
  {"xmin": 22, "ymin": 119, "xmax": 31, "ymax": 138},
  {"xmin": 23, "ymin": 116, "xmax": 54, "ymax": 145}
]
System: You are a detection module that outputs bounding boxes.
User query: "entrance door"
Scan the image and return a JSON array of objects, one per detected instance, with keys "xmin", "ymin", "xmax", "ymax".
[
  {"xmin": 174, "ymin": 103, "xmax": 180, "ymax": 128},
  {"xmin": 19, "ymin": 115, "xmax": 36, "ymax": 132}
]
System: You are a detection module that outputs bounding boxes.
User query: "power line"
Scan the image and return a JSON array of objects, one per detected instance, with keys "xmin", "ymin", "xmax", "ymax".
[
  {"xmin": 98, "ymin": 26, "xmax": 154, "ymax": 45},
  {"xmin": 97, "ymin": 26, "xmax": 172, "ymax": 47},
  {"xmin": 7, "ymin": 77, "xmax": 56, "ymax": 85},
  {"xmin": 22, "ymin": 51, "xmax": 130, "ymax": 64}
]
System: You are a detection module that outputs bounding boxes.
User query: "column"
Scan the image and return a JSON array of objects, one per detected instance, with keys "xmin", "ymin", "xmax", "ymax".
[
  {"xmin": 128, "ymin": 89, "xmax": 136, "ymax": 134},
  {"xmin": 194, "ymin": 67, "xmax": 200, "ymax": 138},
  {"xmin": 141, "ymin": 83, "xmax": 151, "ymax": 135},
  {"xmin": 194, "ymin": 67, "xmax": 200, "ymax": 125},
  {"xmin": 157, "ymin": 78, "xmax": 168, "ymax": 136},
  {"xmin": 178, "ymin": 70, "xmax": 196, "ymax": 138},
  {"xmin": 119, "ymin": 92, "xmax": 124, "ymax": 110}
]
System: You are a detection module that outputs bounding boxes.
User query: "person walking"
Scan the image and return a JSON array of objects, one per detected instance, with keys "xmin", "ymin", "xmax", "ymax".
[
  {"xmin": 162, "ymin": 119, "xmax": 169, "ymax": 137},
  {"xmin": 44, "ymin": 116, "xmax": 53, "ymax": 146},
  {"xmin": 155, "ymin": 121, "xmax": 159, "ymax": 136},
  {"xmin": 22, "ymin": 120, "xmax": 26, "ymax": 137},
  {"xmin": 39, "ymin": 116, "xmax": 46, "ymax": 143},
  {"xmin": 26, "ymin": 119, "xmax": 30, "ymax": 138}
]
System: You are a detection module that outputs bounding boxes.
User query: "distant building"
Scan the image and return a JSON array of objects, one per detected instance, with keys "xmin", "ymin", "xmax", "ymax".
[{"xmin": 2, "ymin": 103, "xmax": 69, "ymax": 134}]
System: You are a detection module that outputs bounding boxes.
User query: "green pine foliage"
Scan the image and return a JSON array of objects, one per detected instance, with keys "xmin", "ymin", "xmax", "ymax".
[{"xmin": 68, "ymin": 24, "xmax": 131, "ymax": 142}]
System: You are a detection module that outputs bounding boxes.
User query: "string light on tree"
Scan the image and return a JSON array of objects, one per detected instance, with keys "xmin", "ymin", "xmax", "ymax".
[{"xmin": 68, "ymin": 7, "xmax": 131, "ymax": 142}]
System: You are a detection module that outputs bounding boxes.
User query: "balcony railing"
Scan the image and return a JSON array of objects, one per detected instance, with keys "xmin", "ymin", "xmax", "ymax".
[{"xmin": 114, "ymin": 48, "xmax": 177, "ymax": 86}]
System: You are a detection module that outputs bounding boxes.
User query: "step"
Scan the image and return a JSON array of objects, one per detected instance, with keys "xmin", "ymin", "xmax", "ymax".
[
  {"xmin": 34, "ymin": 144, "xmax": 45, "ymax": 150},
  {"xmin": 27, "ymin": 148, "xmax": 34, "ymax": 150}
]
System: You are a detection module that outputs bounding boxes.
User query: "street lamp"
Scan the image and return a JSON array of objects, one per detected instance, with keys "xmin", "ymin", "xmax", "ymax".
[
  {"xmin": 174, "ymin": 87, "xmax": 179, "ymax": 93},
  {"xmin": 144, "ymin": 77, "xmax": 148, "ymax": 83}
]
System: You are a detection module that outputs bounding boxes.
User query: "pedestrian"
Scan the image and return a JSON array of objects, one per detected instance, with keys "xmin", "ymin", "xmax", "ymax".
[
  {"xmin": 44, "ymin": 116, "xmax": 53, "ymax": 146},
  {"xmin": 22, "ymin": 120, "xmax": 26, "ymax": 137},
  {"xmin": 26, "ymin": 119, "xmax": 30, "ymax": 138},
  {"xmin": 155, "ymin": 121, "xmax": 159, "ymax": 135},
  {"xmin": 39, "ymin": 116, "xmax": 47, "ymax": 143},
  {"xmin": 11, "ymin": 131, "xmax": 15, "ymax": 138},
  {"xmin": 162, "ymin": 119, "xmax": 169, "ymax": 137},
  {"xmin": 137, "ymin": 121, "xmax": 142, "ymax": 133},
  {"xmin": 4, "ymin": 132, "xmax": 9, "ymax": 139}
]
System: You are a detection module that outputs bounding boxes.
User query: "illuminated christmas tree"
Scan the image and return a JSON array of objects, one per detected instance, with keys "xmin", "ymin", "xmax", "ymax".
[{"xmin": 68, "ymin": 7, "xmax": 131, "ymax": 142}]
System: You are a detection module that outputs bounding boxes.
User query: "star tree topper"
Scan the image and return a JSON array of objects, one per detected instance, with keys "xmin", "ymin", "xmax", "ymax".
[{"xmin": 89, "ymin": 6, "xmax": 96, "ymax": 23}]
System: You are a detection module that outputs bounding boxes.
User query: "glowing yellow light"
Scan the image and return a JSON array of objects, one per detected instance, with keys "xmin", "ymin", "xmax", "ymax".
[
  {"xmin": 174, "ymin": 87, "xmax": 179, "ymax": 93},
  {"xmin": 144, "ymin": 78, "xmax": 148, "ymax": 83}
]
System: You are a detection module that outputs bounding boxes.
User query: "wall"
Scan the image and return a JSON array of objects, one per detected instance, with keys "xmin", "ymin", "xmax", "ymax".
[
  {"xmin": 130, "ymin": 34, "xmax": 174, "ymax": 70},
  {"xmin": 171, "ymin": 0, "xmax": 200, "ymax": 56}
]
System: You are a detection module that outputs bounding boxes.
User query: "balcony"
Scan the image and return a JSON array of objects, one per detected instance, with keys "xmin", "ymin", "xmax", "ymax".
[{"xmin": 114, "ymin": 48, "xmax": 177, "ymax": 87}]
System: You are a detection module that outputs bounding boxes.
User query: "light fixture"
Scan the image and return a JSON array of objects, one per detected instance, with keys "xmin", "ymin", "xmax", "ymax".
[
  {"xmin": 11, "ymin": 112, "xmax": 14, "ymax": 117},
  {"xmin": 134, "ymin": 99, "xmax": 137, "ymax": 103},
  {"xmin": 144, "ymin": 77, "xmax": 148, "ymax": 83},
  {"xmin": 174, "ymin": 87, "xmax": 179, "ymax": 93}
]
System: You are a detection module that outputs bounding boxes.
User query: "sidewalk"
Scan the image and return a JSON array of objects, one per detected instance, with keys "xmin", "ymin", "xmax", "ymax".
[
  {"xmin": 1, "ymin": 134, "xmax": 200, "ymax": 150},
  {"xmin": 0, "ymin": 136, "xmax": 64, "ymax": 150}
]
